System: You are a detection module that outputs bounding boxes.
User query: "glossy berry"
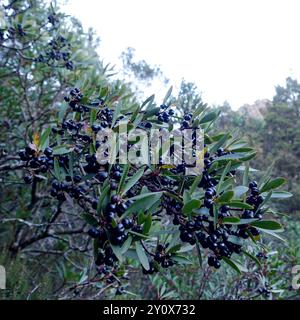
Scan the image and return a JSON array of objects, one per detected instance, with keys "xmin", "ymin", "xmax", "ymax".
[
  {"xmin": 88, "ymin": 227, "xmax": 100, "ymax": 238},
  {"xmin": 23, "ymin": 175, "xmax": 33, "ymax": 184},
  {"xmin": 96, "ymin": 171, "xmax": 108, "ymax": 182}
]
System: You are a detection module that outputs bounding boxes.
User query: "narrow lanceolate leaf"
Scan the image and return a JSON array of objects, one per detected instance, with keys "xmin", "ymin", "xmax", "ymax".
[
  {"xmin": 228, "ymin": 201, "xmax": 253, "ymax": 210},
  {"xmin": 111, "ymin": 101, "xmax": 122, "ymax": 127},
  {"xmin": 182, "ymin": 199, "xmax": 201, "ymax": 215},
  {"xmin": 52, "ymin": 145, "xmax": 72, "ymax": 155},
  {"xmin": 126, "ymin": 192, "xmax": 162, "ymax": 214},
  {"xmin": 242, "ymin": 250, "xmax": 261, "ymax": 268},
  {"xmin": 121, "ymin": 167, "xmax": 145, "ymax": 196},
  {"xmin": 121, "ymin": 236, "xmax": 132, "ymax": 254},
  {"xmin": 243, "ymin": 162, "xmax": 249, "ymax": 186},
  {"xmin": 217, "ymin": 161, "xmax": 232, "ymax": 194},
  {"xmin": 259, "ymin": 229, "xmax": 286, "ymax": 242},
  {"xmin": 111, "ymin": 244, "xmax": 124, "ymax": 262},
  {"xmin": 189, "ymin": 175, "xmax": 202, "ymax": 195},
  {"xmin": 81, "ymin": 213, "xmax": 98, "ymax": 226},
  {"xmin": 195, "ymin": 237, "xmax": 203, "ymax": 268},
  {"xmin": 98, "ymin": 184, "xmax": 110, "ymax": 213},
  {"xmin": 267, "ymin": 191, "xmax": 293, "ymax": 199},
  {"xmin": 141, "ymin": 94, "xmax": 155, "ymax": 108},
  {"xmin": 117, "ymin": 164, "xmax": 130, "ymax": 193},
  {"xmin": 171, "ymin": 255, "xmax": 193, "ymax": 265},
  {"xmin": 223, "ymin": 217, "xmax": 258, "ymax": 225},
  {"xmin": 39, "ymin": 127, "xmax": 51, "ymax": 150},
  {"xmin": 209, "ymin": 133, "xmax": 229, "ymax": 155},
  {"xmin": 199, "ymin": 111, "xmax": 218, "ymax": 124},
  {"xmin": 53, "ymin": 158, "xmax": 61, "ymax": 181},
  {"xmin": 163, "ymin": 86, "xmax": 173, "ymax": 105},
  {"xmin": 222, "ymin": 257, "xmax": 241, "ymax": 274},
  {"xmin": 142, "ymin": 214, "xmax": 152, "ymax": 235},
  {"xmin": 260, "ymin": 177, "xmax": 287, "ymax": 193},
  {"xmin": 136, "ymin": 241, "xmax": 150, "ymax": 271},
  {"xmin": 216, "ymin": 152, "xmax": 256, "ymax": 161},
  {"xmin": 216, "ymin": 190, "xmax": 234, "ymax": 203},
  {"xmin": 250, "ymin": 220, "xmax": 283, "ymax": 231},
  {"xmin": 33, "ymin": 132, "xmax": 40, "ymax": 148},
  {"xmin": 233, "ymin": 186, "xmax": 249, "ymax": 198},
  {"xmin": 222, "ymin": 217, "xmax": 241, "ymax": 224},
  {"xmin": 213, "ymin": 205, "xmax": 218, "ymax": 230},
  {"xmin": 90, "ymin": 108, "xmax": 97, "ymax": 124}
]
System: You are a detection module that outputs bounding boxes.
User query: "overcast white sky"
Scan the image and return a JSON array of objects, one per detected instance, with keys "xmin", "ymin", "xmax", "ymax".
[{"xmin": 64, "ymin": 0, "xmax": 300, "ymax": 110}]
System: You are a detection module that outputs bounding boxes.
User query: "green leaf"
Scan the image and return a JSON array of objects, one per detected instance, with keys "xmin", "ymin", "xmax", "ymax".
[
  {"xmin": 192, "ymin": 103, "xmax": 207, "ymax": 120},
  {"xmin": 163, "ymin": 86, "xmax": 173, "ymax": 105},
  {"xmin": 136, "ymin": 241, "xmax": 150, "ymax": 270},
  {"xmin": 195, "ymin": 237, "xmax": 203, "ymax": 268},
  {"xmin": 141, "ymin": 94, "xmax": 155, "ymax": 108},
  {"xmin": 142, "ymin": 214, "xmax": 152, "ymax": 235},
  {"xmin": 217, "ymin": 161, "xmax": 232, "ymax": 194},
  {"xmin": 111, "ymin": 244, "xmax": 124, "ymax": 262},
  {"xmin": 183, "ymin": 190, "xmax": 191, "ymax": 204},
  {"xmin": 227, "ymin": 235, "xmax": 244, "ymax": 246},
  {"xmin": 126, "ymin": 192, "xmax": 162, "ymax": 214},
  {"xmin": 267, "ymin": 191, "xmax": 293, "ymax": 199},
  {"xmin": 209, "ymin": 133, "xmax": 229, "ymax": 155},
  {"xmin": 177, "ymin": 244, "xmax": 195, "ymax": 253},
  {"xmin": 117, "ymin": 164, "xmax": 130, "ymax": 193},
  {"xmin": 222, "ymin": 217, "xmax": 241, "ymax": 224},
  {"xmin": 121, "ymin": 236, "xmax": 132, "ymax": 254},
  {"xmin": 237, "ymin": 165, "xmax": 259, "ymax": 172},
  {"xmin": 53, "ymin": 145, "xmax": 72, "ymax": 155},
  {"xmin": 260, "ymin": 177, "xmax": 286, "ymax": 193},
  {"xmin": 260, "ymin": 190, "xmax": 272, "ymax": 208},
  {"xmin": 182, "ymin": 199, "xmax": 201, "ymax": 215},
  {"xmin": 242, "ymin": 250, "xmax": 261, "ymax": 268},
  {"xmin": 222, "ymin": 257, "xmax": 241, "ymax": 274},
  {"xmin": 172, "ymin": 255, "xmax": 193, "ymax": 265},
  {"xmin": 216, "ymin": 190, "xmax": 234, "ymax": 203},
  {"xmin": 111, "ymin": 101, "xmax": 122, "ymax": 127},
  {"xmin": 39, "ymin": 127, "xmax": 51, "ymax": 150},
  {"xmin": 213, "ymin": 205, "xmax": 218, "ymax": 230},
  {"xmin": 53, "ymin": 158, "xmax": 61, "ymax": 181},
  {"xmin": 250, "ymin": 220, "xmax": 283, "ymax": 231},
  {"xmin": 167, "ymin": 244, "xmax": 181, "ymax": 254},
  {"xmin": 144, "ymin": 107, "xmax": 160, "ymax": 118},
  {"xmin": 259, "ymin": 229, "xmax": 286, "ymax": 242},
  {"xmin": 228, "ymin": 201, "xmax": 254, "ymax": 210},
  {"xmin": 81, "ymin": 213, "xmax": 98, "ymax": 226},
  {"xmin": 98, "ymin": 184, "xmax": 110, "ymax": 212},
  {"xmin": 189, "ymin": 175, "xmax": 202, "ymax": 195},
  {"xmin": 90, "ymin": 109, "xmax": 97, "ymax": 125},
  {"xmin": 121, "ymin": 167, "xmax": 145, "ymax": 196},
  {"xmin": 234, "ymin": 186, "xmax": 249, "ymax": 198},
  {"xmin": 199, "ymin": 111, "xmax": 218, "ymax": 124},
  {"xmin": 224, "ymin": 217, "xmax": 258, "ymax": 225},
  {"xmin": 216, "ymin": 152, "xmax": 256, "ymax": 161}
]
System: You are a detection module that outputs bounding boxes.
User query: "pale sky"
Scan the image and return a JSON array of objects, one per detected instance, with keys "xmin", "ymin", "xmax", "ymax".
[{"xmin": 63, "ymin": 0, "xmax": 300, "ymax": 110}]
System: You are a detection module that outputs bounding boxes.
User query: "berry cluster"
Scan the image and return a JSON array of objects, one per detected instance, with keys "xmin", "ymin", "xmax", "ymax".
[
  {"xmin": 16, "ymin": 86, "xmax": 277, "ymax": 288},
  {"xmin": 19, "ymin": 145, "xmax": 54, "ymax": 183},
  {"xmin": 36, "ymin": 35, "xmax": 73, "ymax": 70},
  {"xmin": 180, "ymin": 113, "xmax": 193, "ymax": 129},
  {"xmin": 161, "ymin": 145, "xmax": 263, "ymax": 269},
  {"xmin": 157, "ymin": 104, "xmax": 175, "ymax": 123},
  {"xmin": 154, "ymin": 243, "xmax": 175, "ymax": 268},
  {"xmin": 48, "ymin": 14, "xmax": 59, "ymax": 26}
]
